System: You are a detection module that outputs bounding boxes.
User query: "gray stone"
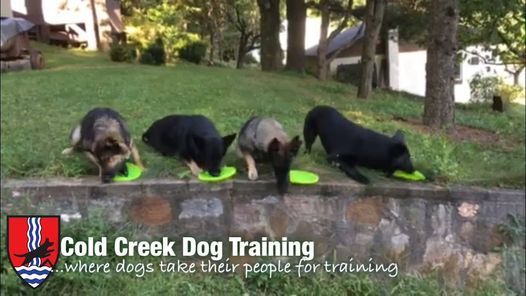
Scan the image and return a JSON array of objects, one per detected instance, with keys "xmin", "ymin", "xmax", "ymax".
[
  {"xmin": 179, "ymin": 197, "xmax": 224, "ymax": 219},
  {"xmin": 1, "ymin": 177, "xmax": 524, "ymax": 285}
]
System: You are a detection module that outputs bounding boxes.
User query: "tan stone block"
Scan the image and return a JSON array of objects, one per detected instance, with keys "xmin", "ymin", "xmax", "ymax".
[
  {"xmin": 130, "ymin": 196, "xmax": 172, "ymax": 226},
  {"xmin": 346, "ymin": 197, "xmax": 385, "ymax": 225}
]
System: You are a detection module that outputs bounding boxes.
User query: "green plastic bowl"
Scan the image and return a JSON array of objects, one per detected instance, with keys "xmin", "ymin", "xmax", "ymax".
[
  {"xmin": 198, "ymin": 166, "xmax": 237, "ymax": 182},
  {"xmin": 113, "ymin": 162, "xmax": 143, "ymax": 182},
  {"xmin": 289, "ymin": 170, "xmax": 320, "ymax": 185},
  {"xmin": 393, "ymin": 170, "xmax": 426, "ymax": 181}
]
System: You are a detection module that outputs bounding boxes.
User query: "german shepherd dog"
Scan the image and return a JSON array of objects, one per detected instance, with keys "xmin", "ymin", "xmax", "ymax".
[
  {"xmin": 303, "ymin": 106, "xmax": 415, "ymax": 184},
  {"xmin": 142, "ymin": 115, "xmax": 236, "ymax": 176},
  {"xmin": 62, "ymin": 108, "xmax": 145, "ymax": 183},
  {"xmin": 237, "ymin": 117, "xmax": 302, "ymax": 194}
]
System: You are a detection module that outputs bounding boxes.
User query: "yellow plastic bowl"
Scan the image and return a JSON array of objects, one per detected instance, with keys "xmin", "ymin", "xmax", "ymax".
[
  {"xmin": 113, "ymin": 162, "xmax": 143, "ymax": 182},
  {"xmin": 198, "ymin": 166, "xmax": 237, "ymax": 182},
  {"xmin": 289, "ymin": 170, "xmax": 320, "ymax": 185}
]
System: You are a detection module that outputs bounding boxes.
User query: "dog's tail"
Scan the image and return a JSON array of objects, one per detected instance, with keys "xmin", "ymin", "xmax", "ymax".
[{"xmin": 303, "ymin": 110, "xmax": 318, "ymax": 154}]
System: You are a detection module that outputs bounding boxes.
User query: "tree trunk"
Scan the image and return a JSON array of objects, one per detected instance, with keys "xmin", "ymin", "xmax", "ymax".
[
  {"xmin": 211, "ymin": 0, "xmax": 224, "ymax": 62},
  {"xmin": 88, "ymin": 0, "xmax": 101, "ymax": 50},
  {"xmin": 513, "ymin": 66, "xmax": 524, "ymax": 85},
  {"xmin": 257, "ymin": 0, "xmax": 282, "ymax": 71},
  {"xmin": 423, "ymin": 0, "xmax": 458, "ymax": 129},
  {"xmin": 286, "ymin": 0, "xmax": 306, "ymax": 72},
  {"xmin": 237, "ymin": 33, "xmax": 248, "ymax": 69},
  {"xmin": 317, "ymin": 1, "xmax": 330, "ymax": 80},
  {"xmin": 209, "ymin": 33, "xmax": 216, "ymax": 62},
  {"xmin": 357, "ymin": 0, "xmax": 386, "ymax": 99}
]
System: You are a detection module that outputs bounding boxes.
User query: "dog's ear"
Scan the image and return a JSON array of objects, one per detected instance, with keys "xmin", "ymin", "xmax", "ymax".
[
  {"xmin": 222, "ymin": 133, "xmax": 236, "ymax": 151},
  {"xmin": 392, "ymin": 130, "xmax": 406, "ymax": 143},
  {"xmin": 288, "ymin": 136, "xmax": 303, "ymax": 156},
  {"xmin": 268, "ymin": 138, "xmax": 281, "ymax": 153}
]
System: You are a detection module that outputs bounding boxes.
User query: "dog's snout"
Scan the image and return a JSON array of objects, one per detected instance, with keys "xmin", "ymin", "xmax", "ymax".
[
  {"xmin": 102, "ymin": 175, "xmax": 113, "ymax": 183},
  {"xmin": 209, "ymin": 169, "xmax": 221, "ymax": 177}
]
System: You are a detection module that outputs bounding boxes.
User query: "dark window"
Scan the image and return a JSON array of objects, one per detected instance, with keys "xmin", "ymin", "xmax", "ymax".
[{"xmin": 468, "ymin": 57, "xmax": 479, "ymax": 65}]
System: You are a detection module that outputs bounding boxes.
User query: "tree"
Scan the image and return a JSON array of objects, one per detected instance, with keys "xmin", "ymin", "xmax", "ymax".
[
  {"xmin": 313, "ymin": 0, "xmax": 355, "ymax": 80},
  {"xmin": 182, "ymin": 0, "xmax": 227, "ymax": 63},
  {"xmin": 356, "ymin": 0, "xmax": 386, "ymax": 98},
  {"xmin": 225, "ymin": 0, "xmax": 260, "ymax": 68},
  {"xmin": 423, "ymin": 0, "xmax": 458, "ymax": 129},
  {"xmin": 459, "ymin": 0, "xmax": 525, "ymax": 85},
  {"xmin": 257, "ymin": 0, "xmax": 283, "ymax": 71},
  {"xmin": 387, "ymin": 0, "xmax": 525, "ymax": 85},
  {"xmin": 286, "ymin": 0, "xmax": 307, "ymax": 72},
  {"xmin": 208, "ymin": 0, "xmax": 226, "ymax": 62}
]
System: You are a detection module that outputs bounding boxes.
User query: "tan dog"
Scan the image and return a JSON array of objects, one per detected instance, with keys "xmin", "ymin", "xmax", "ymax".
[
  {"xmin": 62, "ymin": 108, "xmax": 144, "ymax": 182},
  {"xmin": 237, "ymin": 117, "xmax": 302, "ymax": 194}
]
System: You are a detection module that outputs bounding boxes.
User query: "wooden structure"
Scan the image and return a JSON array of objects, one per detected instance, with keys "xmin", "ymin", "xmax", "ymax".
[
  {"xmin": 10, "ymin": 0, "xmax": 124, "ymax": 50},
  {"xmin": 0, "ymin": 26, "xmax": 45, "ymax": 73}
]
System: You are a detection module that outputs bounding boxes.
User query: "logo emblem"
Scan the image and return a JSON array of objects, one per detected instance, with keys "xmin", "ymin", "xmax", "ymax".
[{"xmin": 7, "ymin": 216, "xmax": 60, "ymax": 289}]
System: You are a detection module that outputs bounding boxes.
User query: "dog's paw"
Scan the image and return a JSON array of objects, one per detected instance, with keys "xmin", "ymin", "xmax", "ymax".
[
  {"xmin": 62, "ymin": 147, "xmax": 74, "ymax": 155},
  {"xmin": 248, "ymin": 169, "xmax": 258, "ymax": 181},
  {"xmin": 190, "ymin": 166, "xmax": 202, "ymax": 176},
  {"xmin": 326, "ymin": 154, "xmax": 341, "ymax": 165},
  {"xmin": 355, "ymin": 176, "xmax": 370, "ymax": 185}
]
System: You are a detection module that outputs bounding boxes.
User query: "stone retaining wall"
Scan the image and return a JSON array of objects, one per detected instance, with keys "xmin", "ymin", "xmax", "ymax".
[{"xmin": 1, "ymin": 178, "xmax": 524, "ymax": 286}]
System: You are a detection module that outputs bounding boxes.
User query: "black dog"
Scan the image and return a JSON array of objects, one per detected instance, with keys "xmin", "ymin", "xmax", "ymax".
[
  {"xmin": 142, "ymin": 115, "xmax": 236, "ymax": 176},
  {"xmin": 303, "ymin": 106, "xmax": 415, "ymax": 184},
  {"xmin": 15, "ymin": 238, "xmax": 54, "ymax": 266}
]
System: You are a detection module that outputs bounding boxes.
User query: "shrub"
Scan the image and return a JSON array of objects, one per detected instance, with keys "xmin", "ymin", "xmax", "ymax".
[
  {"xmin": 139, "ymin": 40, "xmax": 166, "ymax": 65},
  {"xmin": 178, "ymin": 41, "xmax": 207, "ymax": 64},
  {"xmin": 125, "ymin": 2, "xmax": 201, "ymax": 62},
  {"xmin": 498, "ymin": 83, "xmax": 525, "ymax": 104},
  {"xmin": 469, "ymin": 73, "xmax": 500, "ymax": 103},
  {"xmin": 139, "ymin": 52, "xmax": 155, "ymax": 65},
  {"xmin": 109, "ymin": 43, "xmax": 135, "ymax": 62},
  {"xmin": 243, "ymin": 53, "xmax": 258, "ymax": 65},
  {"xmin": 469, "ymin": 73, "xmax": 525, "ymax": 104}
]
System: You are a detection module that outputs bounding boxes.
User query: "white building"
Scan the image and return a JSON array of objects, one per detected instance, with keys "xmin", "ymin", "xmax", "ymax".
[{"xmin": 303, "ymin": 24, "xmax": 525, "ymax": 103}]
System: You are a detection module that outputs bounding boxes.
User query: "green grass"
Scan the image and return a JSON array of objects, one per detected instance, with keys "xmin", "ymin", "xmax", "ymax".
[
  {"xmin": 1, "ymin": 42, "xmax": 524, "ymax": 187},
  {"xmin": 0, "ymin": 214, "xmax": 517, "ymax": 295}
]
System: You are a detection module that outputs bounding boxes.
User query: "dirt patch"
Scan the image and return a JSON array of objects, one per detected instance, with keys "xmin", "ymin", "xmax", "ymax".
[{"xmin": 393, "ymin": 116, "xmax": 520, "ymax": 148}]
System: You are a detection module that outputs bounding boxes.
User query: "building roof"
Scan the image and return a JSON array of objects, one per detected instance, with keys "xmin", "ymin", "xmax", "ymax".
[{"xmin": 305, "ymin": 23, "xmax": 365, "ymax": 57}]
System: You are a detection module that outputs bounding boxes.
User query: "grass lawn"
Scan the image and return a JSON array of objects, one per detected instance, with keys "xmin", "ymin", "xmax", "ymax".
[{"xmin": 1, "ymin": 43, "xmax": 524, "ymax": 188}]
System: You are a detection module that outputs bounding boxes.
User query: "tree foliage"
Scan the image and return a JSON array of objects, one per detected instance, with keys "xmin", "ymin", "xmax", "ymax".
[
  {"xmin": 124, "ymin": 0, "xmax": 200, "ymax": 62},
  {"xmin": 460, "ymin": 0, "xmax": 525, "ymax": 65},
  {"xmin": 386, "ymin": 0, "xmax": 525, "ymax": 72}
]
